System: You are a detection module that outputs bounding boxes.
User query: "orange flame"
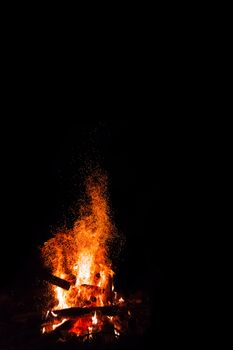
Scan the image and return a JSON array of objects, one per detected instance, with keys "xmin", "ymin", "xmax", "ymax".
[{"xmin": 41, "ymin": 171, "xmax": 116, "ymax": 320}]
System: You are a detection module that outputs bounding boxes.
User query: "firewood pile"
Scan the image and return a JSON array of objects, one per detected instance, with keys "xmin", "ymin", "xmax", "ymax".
[{"xmin": 0, "ymin": 285, "xmax": 150, "ymax": 350}]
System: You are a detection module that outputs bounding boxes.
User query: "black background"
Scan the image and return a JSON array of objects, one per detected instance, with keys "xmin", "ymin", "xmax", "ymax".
[{"xmin": 0, "ymin": 118, "xmax": 185, "ymax": 346}]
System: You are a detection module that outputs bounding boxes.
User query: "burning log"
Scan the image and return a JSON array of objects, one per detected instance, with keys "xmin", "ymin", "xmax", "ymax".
[
  {"xmin": 49, "ymin": 305, "xmax": 127, "ymax": 320},
  {"xmin": 41, "ymin": 270, "xmax": 71, "ymax": 290}
]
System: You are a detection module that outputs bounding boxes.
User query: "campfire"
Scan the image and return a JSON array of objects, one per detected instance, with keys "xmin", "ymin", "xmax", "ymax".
[
  {"xmin": 0, "ymin": 170, "xmax": 150, "ymax": 349},
  {"xmin": 39, "ymin": 171, "xmax": 144, "ymax": 344}
]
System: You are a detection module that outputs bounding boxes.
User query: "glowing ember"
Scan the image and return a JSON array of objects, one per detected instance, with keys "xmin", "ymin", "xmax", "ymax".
[
  {"xmin": 40, "ymin": 171, "xmax": 123, "ymax": 339},
  {"xmin": 69, "ymin": 315, "xmax": 93, "ymax": 336}
]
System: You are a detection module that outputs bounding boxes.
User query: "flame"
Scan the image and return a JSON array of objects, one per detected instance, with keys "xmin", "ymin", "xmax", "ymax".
[
  {"xmin": 114, "ymin": 329, "xmax": 120, "ymax": 338},
  {"xmin": 88, "ymin": 326, "xmax": 93, "ymax": 339},
  {"xmin": 41, "ymin": 171, "xmax": 119, "ymax": 336},
  {"xmin": 52, "ymin": 318, "xmax": 68, "ymax": 331},
  {"xmin": 92, "ymin": 311, "xmax": 98, "ymax": 325}
]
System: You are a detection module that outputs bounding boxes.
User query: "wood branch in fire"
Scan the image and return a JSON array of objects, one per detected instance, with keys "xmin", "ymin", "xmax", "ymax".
[
  {"xmin": 48, "ymin": 305, "xmax": 127, "ymax": 321},
  {"xmin": 41, "ymin": 270, "xmax": 71, "ymax": 290}
]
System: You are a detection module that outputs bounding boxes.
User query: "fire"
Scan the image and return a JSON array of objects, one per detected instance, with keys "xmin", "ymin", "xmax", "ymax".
[
  {"xmin": 92, "ymin": 311, "xmax": 98, "ymax": 325},
  {"xmin": 41, "ymin": 171, "xmax": 121, "ymax": 338},
  {"xmin": 52, "ymin": 318, "xmax": 68, "ymax": 331}
]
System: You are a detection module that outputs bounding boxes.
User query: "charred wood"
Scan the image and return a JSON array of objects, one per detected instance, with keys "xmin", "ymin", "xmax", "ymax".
[{"xmin": 40, "ymin": 270, "xmax": 71, "ymax": 290}]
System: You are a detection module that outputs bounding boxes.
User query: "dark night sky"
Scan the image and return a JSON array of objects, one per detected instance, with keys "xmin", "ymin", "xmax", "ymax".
[{"xmin": 0, "ymin": 119, "xmax": 184, "ymax": 341}]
